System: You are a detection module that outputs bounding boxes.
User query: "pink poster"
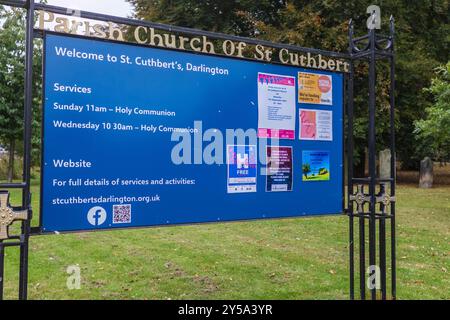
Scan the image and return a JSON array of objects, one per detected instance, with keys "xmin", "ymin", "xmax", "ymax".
[{"xmin": 300, "ymin": 110, "xmax": 316, "ymax": 139}]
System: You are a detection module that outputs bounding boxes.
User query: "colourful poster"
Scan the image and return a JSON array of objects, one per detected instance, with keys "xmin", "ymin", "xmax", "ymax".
[
  {"xmin": 302, "ymin": 151, "xmax": 330, "ymax": 181},
  {"xmin": 299, "ymin": 109, "xmax": 317, "ymax": 139},
  {"xmin": 227, "ymin": 145, "xmax": 257, "ymax": 193},
  {"xmin": 257, "ymin": 73, "xmax": 296, "ymax": 139},
  {"xmin": 266, "ymin": 146, "xmax": 293, "ymax": 192},
  {"xmin": 299, "ymin": 109, "xmax": 332, "ymax": 141},
  {"xmin": 298, "ymin": 72, "xmax": 333, "ymax": 105}
]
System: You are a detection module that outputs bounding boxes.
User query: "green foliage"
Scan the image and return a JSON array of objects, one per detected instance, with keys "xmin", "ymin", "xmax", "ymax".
[
  {"xmin": 255, "ymin": 0, "xmax": 449, "ymax": 169},
  {"xmin": 0, "ymin": 8, "xmax": 26, "ymax": 145},
  {"xmin": 0, "ymin": 6, "xmax": 43, "ymax": 169},
  {"xmin": 129, "ymin": 0, "xmax": 450, "ymax": 170},
  {"xmin": 302, "ymin": 163, "xmax": 311, "ymax": 178},
  {"xmin": 128, "ymin": 0, "xmax": 286, "ymax": 36},
  {"xmin": 414, "ymin": 62, "xmax": 450, "ymax": 163}
]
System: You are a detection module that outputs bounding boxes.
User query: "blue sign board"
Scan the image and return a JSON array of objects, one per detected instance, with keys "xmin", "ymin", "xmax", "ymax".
[{"xmin": 41, "ymin": 33, "xmax": 344, "ymax": 232}]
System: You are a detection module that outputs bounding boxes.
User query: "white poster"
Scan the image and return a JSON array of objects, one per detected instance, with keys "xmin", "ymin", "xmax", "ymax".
[
  {"xmin": 257, "ymin": 73, "xmax": 296, "ymax": 140},
  {"xmin": 316, "ymin": 110, "xmax": 333, "ymax": 141},
  {"xmin": 299, "ymin": 109, "xmax": 333, "ymax": 141}
]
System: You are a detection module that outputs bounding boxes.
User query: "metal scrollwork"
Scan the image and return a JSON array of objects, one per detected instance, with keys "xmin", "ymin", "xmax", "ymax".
[
  {"xmin": 349, "ymin": 15, "xmax": 394, "ymax": 54},
  {"xmin": 376, "ymin": 184, "xmax": 396, "ymax": 209},
  {"xmin": 349, "ymin": 185, "xmax": 371, "ymax": 213},
  {"xmin": 0, "ymin": 192, "xmax": 28, "ymax": 240}
]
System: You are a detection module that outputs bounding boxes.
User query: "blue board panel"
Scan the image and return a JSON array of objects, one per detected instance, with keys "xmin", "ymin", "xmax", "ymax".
[{"xmin": 41, "ymin": 33, "xmax": 344, "ymax": 232}]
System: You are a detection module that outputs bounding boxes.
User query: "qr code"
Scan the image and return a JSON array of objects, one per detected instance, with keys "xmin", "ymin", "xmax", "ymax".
[{"xmin": 112, "ymin": 204, "xmax": 131, "ymax": 224}]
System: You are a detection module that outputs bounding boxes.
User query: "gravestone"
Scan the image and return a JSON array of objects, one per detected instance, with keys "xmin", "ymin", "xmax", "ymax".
[
  {"xmin": 379, "ymin": 149, "xmax": 391, "ymax": 179},
  {"xmin": 419, "ymin": 157, "xmax": 433, "ymax": 188}
]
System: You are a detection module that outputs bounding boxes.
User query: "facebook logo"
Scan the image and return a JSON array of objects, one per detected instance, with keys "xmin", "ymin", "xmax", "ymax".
[{"xmin": 87, "ymin": 206, "xmax": 107, "ymax": 226}]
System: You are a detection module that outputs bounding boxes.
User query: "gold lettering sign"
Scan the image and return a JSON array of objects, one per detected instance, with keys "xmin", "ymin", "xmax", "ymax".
[{"xmin": 38, "ymin": 11, "xmax": 349, "ymax": 73}]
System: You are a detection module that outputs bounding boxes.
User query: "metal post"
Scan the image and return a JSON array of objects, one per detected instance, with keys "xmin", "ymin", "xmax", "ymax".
[
  {"xmin": 0, "ymin": 242, "xmax": 4, "ymax": 299},
  {"xmin": 348, "ymin": 13, "xmax": 396, "ymax": 300},
  {"xmin": 379, "ymin": 185, "xmax": 387, "ymax": 299},
  {"xmin": 347, "ymin": 63, "xmax": 355, "ymax": 300},
  {"xmin": 367, "ymin": 27, "xmax": 377, "ymax": 300},
  {"xmin": 389, "ymin": 17, "xmax": 397, "ymax": 300},
  {"xmin": 347, "ymin": 20, "xmax": 368, "ymax": 300},
  {"xmin": 18, "ymin": 0, "xmax": 35, "ymax": 301},
  {"xmin": 359, "ymin": 205, "xmax": 365, "ymax": 299},
  {"xmin": 346, "ymin": 21, "xmax": 355, "ymax": 300}
]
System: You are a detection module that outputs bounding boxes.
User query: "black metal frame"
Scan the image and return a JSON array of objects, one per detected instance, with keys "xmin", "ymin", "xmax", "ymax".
[
  {"xmin": 347, "ymin": 15, "xmax": 396, "ymax": 300},
  {"xmin": 0, "ymin": 0, "xmax": 34, "ymax": 300},
  {"xmin": 0, "ymin": 0, "xmax": 395, "ymax": 300}
]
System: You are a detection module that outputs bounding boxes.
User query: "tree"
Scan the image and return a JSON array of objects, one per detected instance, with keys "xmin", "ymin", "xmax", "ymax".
[
  {"xmin": 414, "ymin": 62, "xmax": 450, "ymax": 164},
  {"xmin": 128, "ymin": 0, "xmax": 450, "ymax": 171},
  {"xmin": 254, "ymin": 0, "xmax": 449, "ymax": 171},
  {"xmin": 0, "ymin": 6, "xmax": 42, "ymax": 181},
  {"xmin": 128, "ymin": 0, "xmax": 286, "ymax": 36},
  {"xmin": 302, "ymin": 163, "xmax": 311, "ymax": 179}
]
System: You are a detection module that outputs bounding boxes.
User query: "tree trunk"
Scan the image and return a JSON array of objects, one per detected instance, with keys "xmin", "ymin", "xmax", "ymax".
[{"xmin": 7, "ymin": 138, "xmax": 15, "ymax": 183}]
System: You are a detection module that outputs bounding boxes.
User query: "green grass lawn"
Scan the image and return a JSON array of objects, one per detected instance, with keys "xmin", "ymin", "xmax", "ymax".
[{"xmin": 1, "ymin": 181, "xmax": 449, "ymax": 299}]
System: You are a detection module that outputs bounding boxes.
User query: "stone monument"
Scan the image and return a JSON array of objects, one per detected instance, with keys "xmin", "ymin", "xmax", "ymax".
[
  {"xmin": 379, "ymin": 149, "xmax": 391, "ymax": 180},
  {"xmin": 419, "ymin": 157, "xmax": 433, "ymax": 188}
]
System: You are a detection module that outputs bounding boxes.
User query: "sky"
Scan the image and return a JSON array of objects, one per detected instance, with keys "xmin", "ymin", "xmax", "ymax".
[{"xmin": 46, "ymin": 0, "xmax": 134, "ymax": 18}]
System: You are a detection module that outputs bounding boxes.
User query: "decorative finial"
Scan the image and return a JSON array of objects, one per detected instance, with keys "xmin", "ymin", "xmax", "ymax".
[
  {"xmin": 348, "ymin": 19, "xmax": 354, "ymax": 42},
  {"xmin": 389, "ymin": 15, "xmax": 395, "ymax": 41}
]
